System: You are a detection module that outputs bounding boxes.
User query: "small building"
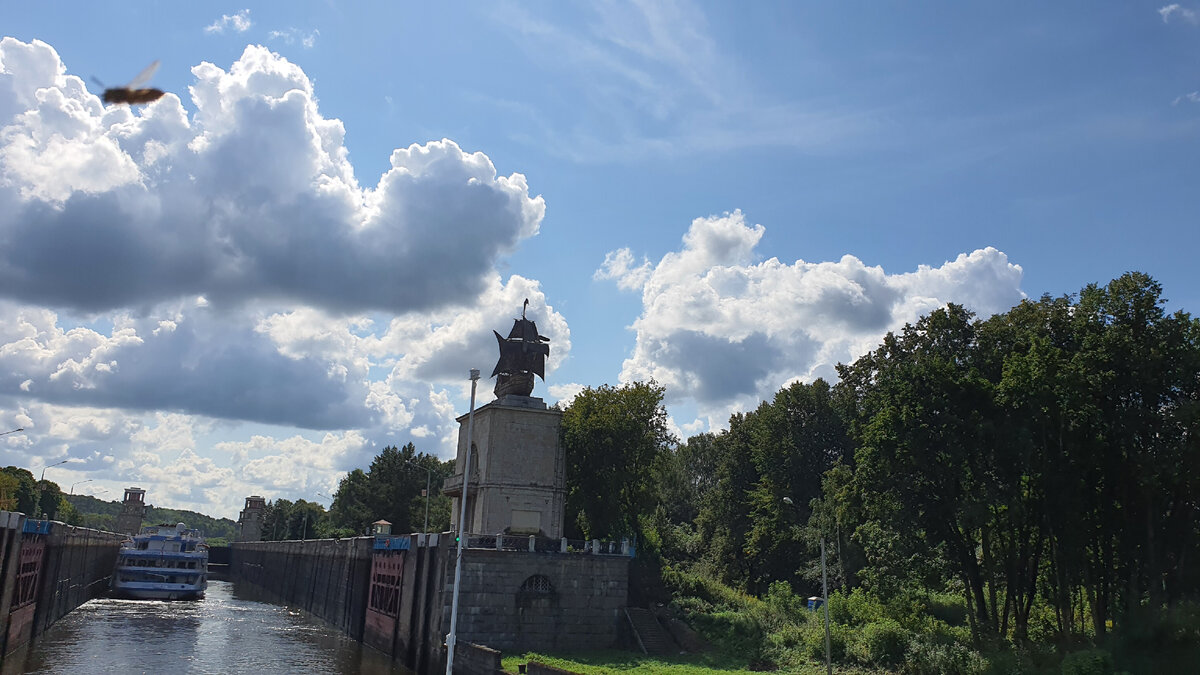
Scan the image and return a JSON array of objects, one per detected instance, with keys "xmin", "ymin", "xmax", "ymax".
[{"xmin": 114, "ymin": 487, "xmax": 146, "ymax": 535}]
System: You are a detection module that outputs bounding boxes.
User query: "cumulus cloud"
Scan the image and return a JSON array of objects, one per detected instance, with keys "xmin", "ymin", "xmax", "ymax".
[
  {"xmin": 205, "ymin": 10, "xmax": 253, "ymax": 34},
  {"xmin": 0, "ymin": 38, "xmax": 562, "ymax": 516},
  {"xmin": 600, "ymin": 210, "xmax": 1025, "ymax": 426},
  {"xmin": 0, "ymin": 39, "xmax": 545, "ymax": 315}
]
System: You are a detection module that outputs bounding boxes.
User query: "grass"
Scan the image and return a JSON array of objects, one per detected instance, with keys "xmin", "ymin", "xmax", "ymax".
[{"xmin": 499, "ymin": 648, "xmax": 879, "ymax": 674}]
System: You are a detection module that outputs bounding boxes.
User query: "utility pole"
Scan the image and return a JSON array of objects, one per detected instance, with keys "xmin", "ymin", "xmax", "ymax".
[{"xmin": 446, "ymin": 368, "xmax": 480, "ymax": 675}]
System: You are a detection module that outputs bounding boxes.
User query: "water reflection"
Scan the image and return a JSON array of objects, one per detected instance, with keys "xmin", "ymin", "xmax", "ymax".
[{"xmin": 7, "ymin": 581, "xmax": 409, "ymax": 674}]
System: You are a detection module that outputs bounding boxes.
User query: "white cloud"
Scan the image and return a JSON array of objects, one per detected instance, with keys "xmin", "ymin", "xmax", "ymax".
[
  {"xmin": 269, "ymin": 28, "xmax": 320, "ymax": 49},
  {"xmin": 599, "ymin": 210, "xmax": 1025, "ymax": 427},
  {"xmin": 205, "ymin": 10, "xmax": 253, "ymax": 34},
  {"xmin": 0, "ymin": 38, "xmax": 561, "ymax": 517},
  {"xmin": 0, "ymin": 39, "xmax": 545, "ymax": 316},
  {"xmin": 1174, "ymin": 91, "xmax": 1200, "ymax": 105},
  {"xmin": 594, "ymin": 248, "xmax": 653, "ymax": 290}
]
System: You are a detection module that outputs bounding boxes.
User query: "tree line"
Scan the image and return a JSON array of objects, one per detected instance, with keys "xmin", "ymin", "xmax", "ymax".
[{"xmin": 559, "ymin": 272, "xmax": 1200, "ymax": 657}]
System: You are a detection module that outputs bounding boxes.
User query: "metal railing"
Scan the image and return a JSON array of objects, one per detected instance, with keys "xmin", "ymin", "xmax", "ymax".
[{"xmin": 458, "ymin": 533, "xmax": 634, "ymax": 557}]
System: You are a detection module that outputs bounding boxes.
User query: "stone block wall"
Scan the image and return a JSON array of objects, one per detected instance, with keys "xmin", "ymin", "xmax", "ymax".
[
  {"xmin": 439, "ymin": 547, "xmax": 630, "ymax": 653},
  {"xmin": 453, "ymin": 641, "xmax": 502, "ymax": 674}
]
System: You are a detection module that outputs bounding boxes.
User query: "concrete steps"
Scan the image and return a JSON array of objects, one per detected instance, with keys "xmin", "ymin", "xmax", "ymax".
[{"xmin": 624, "ymin": 607, "xmax": 676, "ymax": 655}]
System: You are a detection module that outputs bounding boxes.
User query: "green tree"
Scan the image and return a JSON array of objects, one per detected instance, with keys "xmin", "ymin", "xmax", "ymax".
[{"xmin": 561, "ymin": 381, "xmax": 674, "ymax": 539}]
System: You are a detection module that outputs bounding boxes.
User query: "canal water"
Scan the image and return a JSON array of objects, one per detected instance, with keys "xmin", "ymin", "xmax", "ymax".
[{"xmin": 4, "ymin": 581, "xmax": 411, "ymax": 674}]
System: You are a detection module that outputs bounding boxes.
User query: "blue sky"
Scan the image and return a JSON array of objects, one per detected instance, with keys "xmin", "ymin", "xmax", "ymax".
[{"xmin": 2, "ymin": 2, "xmax": 1197, "ymax": 518}]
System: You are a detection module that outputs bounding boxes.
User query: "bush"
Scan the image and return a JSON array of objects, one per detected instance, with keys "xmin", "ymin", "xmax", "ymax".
[
  {"xmin": 856, "ymin": 619, "xmax": 910, "ymax": 667},
  {"xmin": 1059, "ymin": 648, "xmax": 1115, "ymax": 675},
  {"xmin": 903, "ymin": 634, "xmax": 988, "ymax": 675},
  {"xmin": 828, "ymin": 587, "xmax": 885, "ymax": 627}
]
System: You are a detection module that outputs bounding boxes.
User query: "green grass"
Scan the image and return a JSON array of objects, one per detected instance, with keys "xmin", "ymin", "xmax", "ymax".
[{"xmin": 500, "ymin": 648, "xmax": 879, "ymax": 674}]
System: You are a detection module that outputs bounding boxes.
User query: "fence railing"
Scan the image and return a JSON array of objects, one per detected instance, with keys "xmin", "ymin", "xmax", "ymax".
[{"xmin": 460, "ymin": 533, "xmax": 634, "ymax": 557}]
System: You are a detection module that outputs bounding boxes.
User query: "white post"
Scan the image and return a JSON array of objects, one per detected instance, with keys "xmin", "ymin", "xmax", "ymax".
[
  {"xmin": 446, "ymin": 368, "xmax": 480, "ymax": 675},
  {"xmin": 822, "ymin": 537, "xmax": 832, "ymax": 675},
  {"xmin": 528, "ymin": 535, "xmax": 536, "ymax": 552},
  {"xmin": 560, "ymin": 537, "xmax": 567, "ymax": 553}
]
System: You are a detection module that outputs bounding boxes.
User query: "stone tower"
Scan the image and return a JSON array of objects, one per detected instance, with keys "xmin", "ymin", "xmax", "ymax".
[
  {"xmin": 443, "ymin": 395, "xmax": 565, "ymax": 538},
  {"xmin": 444, "ymin": 305, "xmax": 565, "ymax": 538},
  {"xmin": 237, "ymin": 495, "xmax": 267, "ymax": 542},
  {"xmin": 115, "ymin": 487, "xmax": 146, "ymax": 535}
]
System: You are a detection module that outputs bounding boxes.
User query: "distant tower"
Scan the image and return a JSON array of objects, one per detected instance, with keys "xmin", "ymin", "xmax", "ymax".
[
  {"xmin": 237, "ymin": 496, "xmax": 267, "ymax": 541},
  {"xmin": 115, "ymin": 487, "xmax": 146, "ymax": 535}
]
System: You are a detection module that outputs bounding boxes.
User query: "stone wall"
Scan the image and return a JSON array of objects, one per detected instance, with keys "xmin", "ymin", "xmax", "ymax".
[
  {"xmin": 439, "ymin": 547, "xmax": 630, "ymax": 653},
  {"xmin": 0, "ymin": 514, "xmax": 124, "ymax": 659},
  {"xmin": 453, "ymin": 641, "xmax": 502, "ymax": 674},
  {"xmin": 230, "ymin": 537, "xmax": 374, "ymax": 639}
]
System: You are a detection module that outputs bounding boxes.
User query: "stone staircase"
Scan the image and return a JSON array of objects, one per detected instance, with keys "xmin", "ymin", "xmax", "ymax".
[{"xmin": 624, "ymin": 607, "xmax": 676, "ymax": 655}]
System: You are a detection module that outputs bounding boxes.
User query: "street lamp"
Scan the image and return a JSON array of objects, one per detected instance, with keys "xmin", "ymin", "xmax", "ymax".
[
  {"xmin": 784, "ymin": 496, "xmax": 831, "ymax": 675},
  {"xmin": 403, "ymin": 458, "xmax": 434, "ymax": 533},
  {"xmin": 446, "ymin": 367, "xmax": 480, "ymax": 675},
  {"xmin": 37, "ymin": 458, "xmax": 70, "ymax": 482},
  {"xmin": 70, "ymin": 479, "xmax": 93, "ymax": 495}
]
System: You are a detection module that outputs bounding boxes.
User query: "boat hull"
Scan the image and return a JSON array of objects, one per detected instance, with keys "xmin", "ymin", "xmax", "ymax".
[{"xmin": 110, "ymin": 585, "xmax": 205, "ymax": 601}]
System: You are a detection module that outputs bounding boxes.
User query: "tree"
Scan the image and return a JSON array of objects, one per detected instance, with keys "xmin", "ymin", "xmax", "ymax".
[
  {"xmin": 561, "ymin": 382, "xmax": 674, "ymax": 539},
  {"xmin": 327, "ymin": 443, "xmax": 454, "ymax": 536}
]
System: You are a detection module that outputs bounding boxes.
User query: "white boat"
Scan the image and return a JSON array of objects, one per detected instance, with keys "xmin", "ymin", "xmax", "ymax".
[{"xmin": 111, "ymin": 522, "xmax": 208, "ymax": 600}]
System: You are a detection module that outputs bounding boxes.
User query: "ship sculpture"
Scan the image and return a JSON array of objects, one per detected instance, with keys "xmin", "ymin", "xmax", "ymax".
[{"xmin": 492, "ymin": 299, "xmax": 550, "ymax": 398}]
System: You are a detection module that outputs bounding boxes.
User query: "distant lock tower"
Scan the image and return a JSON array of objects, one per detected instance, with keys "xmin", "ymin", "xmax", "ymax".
[
  {"xmin": 237, "ymin": 496, "xmax": 267, "ymax": 542},
  {"xmin": 115, "ymin": 487, "xmax": 147, "ymax": 535}
]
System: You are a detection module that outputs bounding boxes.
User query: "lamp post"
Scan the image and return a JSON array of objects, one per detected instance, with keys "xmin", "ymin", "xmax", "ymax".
[
  {"xmin": 70, "ymin": 479, "xmax": 93, "ymax": 495},
  {"xmin": 784, "ymin": 496, "xmax": 831, "ymax": 675},
  {"xmin": 404, "ymin": 458, "xmax": 434, "ymax": 533},
  {"xmin": 0, "ymin": 428, "xmax": 23, "ymax": 437},
  {"xmin": 446, "ymin": 367, "xmax": 480, "ymax": 675},
  {"xmin": 37, "ymin": 458, "xmax": 70, "ymax": 482}
]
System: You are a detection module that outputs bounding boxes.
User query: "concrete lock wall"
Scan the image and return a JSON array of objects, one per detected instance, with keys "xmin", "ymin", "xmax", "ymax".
[
  {"xmin": 0, "ymin": 513, "xmax": 124, "ymax": 660},
  {"xmin": 230, "ymin": 537, "xmax": 375, "ymax": 640},
  {"xmin": 232, "ymin": 534, "xmax": 630, "ymax": 674}
]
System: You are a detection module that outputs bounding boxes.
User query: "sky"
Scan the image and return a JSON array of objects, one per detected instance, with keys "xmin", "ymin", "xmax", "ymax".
[{"xmin": 1, "ymin": 2, "xmax": 1198, "ymax": 519}]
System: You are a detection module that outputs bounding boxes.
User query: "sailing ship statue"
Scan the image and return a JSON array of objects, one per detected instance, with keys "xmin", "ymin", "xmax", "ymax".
[{"xmin": 492, "ymin": 299, "xmax": 550, "ymax": 398}]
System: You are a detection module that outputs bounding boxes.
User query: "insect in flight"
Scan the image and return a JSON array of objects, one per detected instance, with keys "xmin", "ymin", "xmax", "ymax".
[{"xmin": 96, "ymin": 60, "xmax": 165, "ymax": 105}]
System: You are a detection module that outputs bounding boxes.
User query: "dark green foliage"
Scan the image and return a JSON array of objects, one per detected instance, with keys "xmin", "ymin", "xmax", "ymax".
[
  {"xmin": 561, "ymin": 382, "xmax": 674, "ymax": 539},
  {"xmin": 640, "ymin": 271, "xmax": 1200, "ymax": 673},
  {"xmin": 327, "ymin": 443, "xmax": 453, "ymax": 536},
  {"xmin": 1059, "ymin": 649, "xmax": 1115, "ymax": 675}
]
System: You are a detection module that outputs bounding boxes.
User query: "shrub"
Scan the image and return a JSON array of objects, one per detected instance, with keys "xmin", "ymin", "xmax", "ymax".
[
  {"xmin": 903, "ymin": 633, "xmax": 988, "ymax": 675},
  {"xmin": 1059, "ymin": 648, "xmax": 1115, "ymax": 675},
  {"xmin": 857, "ymin": 618, "xmax": 910, "ymax": 667},
  {"xmin": 828, "ymin": 587, "xmax": 885, "ymax": 627}
]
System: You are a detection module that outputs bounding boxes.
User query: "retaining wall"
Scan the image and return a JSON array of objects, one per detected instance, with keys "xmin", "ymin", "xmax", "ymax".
[
  {"xmin": 230, "ymin": 537, "xmax": 374, "ymax": 639},
  {"xmin": 0, "ymin": 512, "xmax": 124, "ymax": 660}
]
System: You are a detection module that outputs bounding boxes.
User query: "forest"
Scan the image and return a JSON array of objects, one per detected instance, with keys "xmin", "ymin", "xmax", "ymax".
[{"xmin": 550, "ymin": 272, "xmax": 1200, "ymax": 673}]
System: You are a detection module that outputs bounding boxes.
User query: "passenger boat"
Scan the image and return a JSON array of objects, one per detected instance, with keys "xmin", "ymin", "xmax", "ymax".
[{"xmin": 111, "ymin": 523, "xmax": 208, "ymax": 600}]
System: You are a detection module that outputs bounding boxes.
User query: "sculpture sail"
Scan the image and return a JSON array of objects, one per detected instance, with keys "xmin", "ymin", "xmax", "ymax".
[{"xmin": 491, "ymin": 301, "xmax": 550, "ymax": 397}]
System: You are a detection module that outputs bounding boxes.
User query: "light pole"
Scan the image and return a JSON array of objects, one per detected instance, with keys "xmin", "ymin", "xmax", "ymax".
[
  {"xmin": 404, "ymin": 458, "xmax": 434, "ymax": 533},
  {"xmin": 33, "ymin": 459, "xmax": 70, "ymax": 518},
  {"xmin": 784, "ymin": 496, "xmax": 831, "ymax": 675},
  {"xmin": 446, "ymin": 367, "xmax": 480, "ymax": 675},
  {"xmin": 0, "ymin": 428, "xmax": 23, "ymax": 437},
  {"xmin": 70, "ymin": 479, "xmax": 93, "ymax": 495},
  {"xmin": 37, "ymin": 458, "xmax": 70, "ymax": 482}
]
